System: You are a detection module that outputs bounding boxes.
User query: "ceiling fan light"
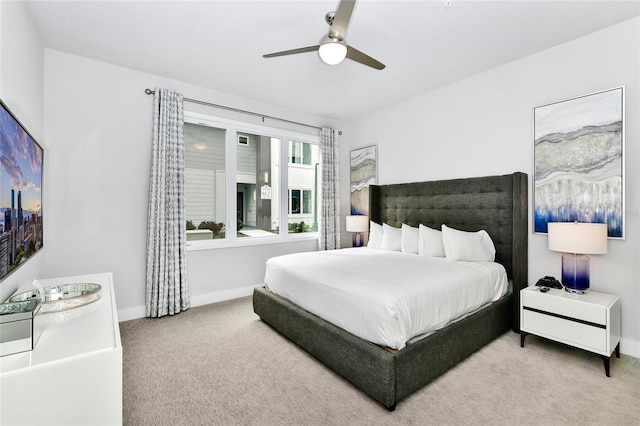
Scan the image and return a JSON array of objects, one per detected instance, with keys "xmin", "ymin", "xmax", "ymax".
[{"xmin": 318, "ymin": 38, "xmax": 347, "ymax": 65}]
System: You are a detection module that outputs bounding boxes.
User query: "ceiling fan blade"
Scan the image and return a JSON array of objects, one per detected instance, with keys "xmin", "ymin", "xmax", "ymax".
[
  {"xmin": 263, "ymin": 45, "xmax": 319, "ymax": 58},
  {"xmin": 346, "ymin": 45, "xmax": 385, "ymax": 70},
  {"xmin": 329, "ymin": 0, "xmax": 356, "ymax": 40}
]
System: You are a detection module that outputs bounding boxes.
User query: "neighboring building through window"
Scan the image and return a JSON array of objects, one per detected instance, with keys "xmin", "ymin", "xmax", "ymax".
[
  {"xmin": 288, "ymin": 141, "xmax": 319, "ymax": 233},
  {"xmin": 183, "ymin": 114, "xmax": 320, "ymax": 244},
  {"xmin": 184, "ymin": 123, "xmax": 226, "ymax": 240},
  {"xmin": 236, "ymin": 134, "xmax": 280, "ymax": 238}
]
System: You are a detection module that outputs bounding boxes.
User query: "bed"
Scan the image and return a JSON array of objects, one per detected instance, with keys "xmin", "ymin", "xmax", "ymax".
[{"xmin": 253, "ymin": 172, "xmax": 528, "ymax": 410}]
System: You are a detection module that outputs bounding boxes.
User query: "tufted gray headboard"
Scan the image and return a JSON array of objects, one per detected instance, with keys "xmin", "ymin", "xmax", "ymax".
[{"xmin": 369, "ymin": 172, "xmax": 528, "ymax": 332}]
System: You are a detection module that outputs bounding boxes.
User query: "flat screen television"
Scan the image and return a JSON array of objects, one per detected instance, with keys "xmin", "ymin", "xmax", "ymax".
[{"xmin": 0, "ymin": 99, "xmax": 43, "ymax": 282}]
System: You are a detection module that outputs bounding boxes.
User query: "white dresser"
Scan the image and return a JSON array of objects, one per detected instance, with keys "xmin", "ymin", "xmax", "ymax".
[{"xmin": 0, "ymin": 272, "xmax": 122, "ymax": 425}]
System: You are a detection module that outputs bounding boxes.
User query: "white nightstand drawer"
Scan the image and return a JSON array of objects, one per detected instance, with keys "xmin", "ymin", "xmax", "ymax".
[
  {"xmin": 523, "ymin": 310, "xmax": 607, "ymax": 353},
  {"xmin": 522, "ymin": 289, "xmax": 606, "ymax": 325}
]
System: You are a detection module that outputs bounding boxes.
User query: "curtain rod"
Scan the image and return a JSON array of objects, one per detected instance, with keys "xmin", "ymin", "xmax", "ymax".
[{"xmin": 144, "ymin": 88, "xmax": 321, "ymax": 131}]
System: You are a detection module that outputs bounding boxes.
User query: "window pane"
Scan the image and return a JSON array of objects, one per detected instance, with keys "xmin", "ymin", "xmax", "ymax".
[
  {"xmin": 288, "ymin": 141, "xmax": 319, "ymax": 233},
  {"xmin": 290, "ymin": 141, "xmax": 302, "ymax": 164},
  {"xmin": 237, "ymin": 133, "xmax": 280, "ymax": 238},
  {"xmin": 184, "ymin": 123, "xmax": 226, "ymax": 240},
  {"xmin": 303, "ymin": 143, "xmax": 312, "ymax": 165},
  {"xmin": 291, "ymin": 190, "xmax": 301, "ymax": 214},
  {"xmin": 303, "ymin": 190, "xmax": 312, "ymax": 214}
]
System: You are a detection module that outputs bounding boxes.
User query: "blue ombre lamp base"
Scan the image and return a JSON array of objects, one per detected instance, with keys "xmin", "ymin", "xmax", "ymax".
[
  {"xmin": 561, "ymin": 253, "xmax": 590, "ymax": 293},
  {"xmin": 352, "ymin": 232, "xmax": 364, "ymax": 247}
]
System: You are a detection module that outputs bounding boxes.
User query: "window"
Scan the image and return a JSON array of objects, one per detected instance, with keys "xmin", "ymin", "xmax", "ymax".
[
  {"xmin": 287, "ymin": 141, "xmax": 319, "ymax": 233},
  {"xmin": 290, "ymin": 140, "xmax": 313, "ymax": 165},
  {"xmin": 288, "ymin": 189, "xmax": 312, "ymax": 215},
  {"xmin": 302, "ymin": 189, "xmax": 312, "ymax": 214},
  {"xmin": 236, "ymin": 134, "xmax": 280, "ymax": 238},
  {"xmin": 184, "ymin": 123, "xmax": 226, "ymax": 240},
  {"xmin": 183, "ymin": 113, "xmax": 320, "ymax": 245},
  {"xmin": 289, "ymin": 190, "xmax": 300, "ymax": 214}
]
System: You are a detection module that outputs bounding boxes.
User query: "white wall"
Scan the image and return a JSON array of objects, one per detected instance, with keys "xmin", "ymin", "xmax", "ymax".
[
  {"xmin": 43, "ymin": 50, "xmax": 336, "ymax": 319},
  {"xmin": 344, "ymin": 17, "xmax": 640, "ymax": 357},
  {"xmin": 0, "ymin": 1, "xmax": 46, "ymax": 303}
]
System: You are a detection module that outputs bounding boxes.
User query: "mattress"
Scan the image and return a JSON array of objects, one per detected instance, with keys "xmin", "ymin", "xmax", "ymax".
[{"xmin": 264, "ymin": 248, "xmax": 508, "ymax": 350}]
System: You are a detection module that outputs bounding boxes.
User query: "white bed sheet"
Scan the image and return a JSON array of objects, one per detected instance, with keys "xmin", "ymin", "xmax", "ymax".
[{"xmin": 264, "ymin": 247, "xmax": 508, "ymax": 350}]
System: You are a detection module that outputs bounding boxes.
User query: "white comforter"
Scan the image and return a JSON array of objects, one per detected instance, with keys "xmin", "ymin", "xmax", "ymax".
[{"xmin": 264, "ymin": 248, "xmax": 508, "ymax": 350}]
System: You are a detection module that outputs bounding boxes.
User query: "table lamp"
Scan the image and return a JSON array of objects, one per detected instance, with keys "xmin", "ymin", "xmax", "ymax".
[
  {"xmin": 346, "ymin": 215, "xmax": 369, "ymax": 247},
  {"xmin": 547, "ymin": 222, "xmax": 608, "ymax": 293}
]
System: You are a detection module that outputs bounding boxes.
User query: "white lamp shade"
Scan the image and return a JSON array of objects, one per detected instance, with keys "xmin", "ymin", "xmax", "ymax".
[
  {"xmin": 318, "ymin": 37, "xmax": 347, "ymax": 65},
  {"xmin": 548, "ymin": 222, "xmax": 608, "ymax": 254},
  {"xmin": 346, "ymin": 215, "xmax": 369, "ymax": 233}
]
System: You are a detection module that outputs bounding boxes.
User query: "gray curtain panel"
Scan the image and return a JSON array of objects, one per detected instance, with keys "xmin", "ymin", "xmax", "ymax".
[
  {"xmin": 320, "ymin": 127, "xmax": 341, "ymax": 250},
  {"xmin": 145, "ymin": 88, "xmax": 190, "ymax": 318}
]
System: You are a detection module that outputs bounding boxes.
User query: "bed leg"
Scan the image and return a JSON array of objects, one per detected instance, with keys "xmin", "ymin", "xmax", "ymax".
[{"xmin": 386, "ymin": 403, "xmax": 396, "ymax": 412}]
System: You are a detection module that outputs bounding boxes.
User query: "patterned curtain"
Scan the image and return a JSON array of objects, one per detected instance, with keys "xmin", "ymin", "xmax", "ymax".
[
  {"xmin": 145, "ymin": 88, "xmax": 190, "ymax": 317},
  {"xmin": 320, "ymin": 127, "xmax": 341, "ymax": 250}
]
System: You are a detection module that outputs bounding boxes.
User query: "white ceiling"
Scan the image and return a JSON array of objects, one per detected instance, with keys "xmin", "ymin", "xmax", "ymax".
[{"xmin": 26, "ymin": 0, "xmax": 640, "ymax": 120}]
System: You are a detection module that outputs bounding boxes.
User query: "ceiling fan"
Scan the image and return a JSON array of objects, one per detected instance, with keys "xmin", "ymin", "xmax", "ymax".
[{"xmin": 263, "ymin": 0, "xmax": 385, "ymax": 70}]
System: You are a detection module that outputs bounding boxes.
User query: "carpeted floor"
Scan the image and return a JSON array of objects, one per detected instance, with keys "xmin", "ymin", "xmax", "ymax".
[{"xmin": 120, "ymin": 296, "xmax": 640, "ymax": 425}]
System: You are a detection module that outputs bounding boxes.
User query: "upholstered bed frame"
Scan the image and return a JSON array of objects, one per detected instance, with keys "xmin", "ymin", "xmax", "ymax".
[{"xmin": 253, "ymin": 172, "xmax": 528, "ymax": 410}]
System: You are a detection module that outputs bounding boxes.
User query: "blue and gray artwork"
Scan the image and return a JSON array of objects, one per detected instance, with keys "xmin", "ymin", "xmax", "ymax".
[
  {"xmin": 534, "ymin": 88, "xmax": 623, "ymax": 238},
  {"xmin": 350, "ymin": 146, "xmax": 376, "ymax": 215}
]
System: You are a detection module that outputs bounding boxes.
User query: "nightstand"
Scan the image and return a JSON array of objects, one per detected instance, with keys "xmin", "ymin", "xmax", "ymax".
[{"xmin": 520, "ymin": 285, "xmax": 621, "ymax": 376}]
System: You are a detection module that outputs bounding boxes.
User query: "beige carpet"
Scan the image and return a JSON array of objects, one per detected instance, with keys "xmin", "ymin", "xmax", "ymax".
[{"xmin": 120, "ymin": 296, "xmax": 640, "ymax": 425}]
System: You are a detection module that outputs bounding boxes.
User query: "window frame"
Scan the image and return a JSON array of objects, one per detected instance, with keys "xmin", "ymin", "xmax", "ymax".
[{"xmin": 184, "ymin": 111, "xmax": 320, "ymax": 250}]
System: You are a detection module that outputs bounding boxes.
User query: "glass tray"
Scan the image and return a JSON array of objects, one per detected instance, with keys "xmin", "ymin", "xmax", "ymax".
[{"xmin": 8, "ymin": 283, "xmax": 102, "ymax": 314}]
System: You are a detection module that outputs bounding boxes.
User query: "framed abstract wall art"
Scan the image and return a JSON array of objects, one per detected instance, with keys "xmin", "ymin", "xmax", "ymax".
[
  {"xmin": 534, "ymin": 87, "xmax": 624, "ymax": 238},
  {"xmin": 350, "ymin": 145, "xmax": 377, "ymax": 215}
]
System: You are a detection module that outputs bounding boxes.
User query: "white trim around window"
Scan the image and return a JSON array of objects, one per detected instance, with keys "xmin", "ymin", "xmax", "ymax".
[{"xmin": 184, "ymin": 111, "xmax": 320, "ymax": 251}]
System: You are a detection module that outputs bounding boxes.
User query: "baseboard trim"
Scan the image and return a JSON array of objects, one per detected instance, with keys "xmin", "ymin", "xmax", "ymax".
[
  {"xmin": 189, "ymin": 285, "xmax": 257, "ymax": 308},
  {"xmin": 620, "ymin": 337, "xmax": 640, "ymax": 359},
  {"xmin": 117, "ymin": 285, "xmax": 259, "ymax": 322},
  {"xmin": 117, "ymin": 305, "xmax": 145, "ymax": 322}
]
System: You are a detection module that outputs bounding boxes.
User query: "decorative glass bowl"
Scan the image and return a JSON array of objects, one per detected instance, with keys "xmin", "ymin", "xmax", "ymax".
[{"xmin": 8, "ymin": 283, "xmax": 102, "ymax": 314}]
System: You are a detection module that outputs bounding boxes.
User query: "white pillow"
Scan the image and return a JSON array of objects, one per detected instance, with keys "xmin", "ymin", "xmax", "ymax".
[
  {"xmin": 441, "ymin": 224, "xmax": 496, "ymax": 262},
  {"xmin": 367, "ymin": 221, "xmax": 383, "ymax": 249},
  {"xmin": 380, "ymin": 223, "xmax": 402, "ymax": 251},
  {"xmin": 401, "ymin": 224, "xmax": 419, "ymax": 254},
  {"xmin": 418, "ymin": 224, "xmax": 445, "ymax": 257}
]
